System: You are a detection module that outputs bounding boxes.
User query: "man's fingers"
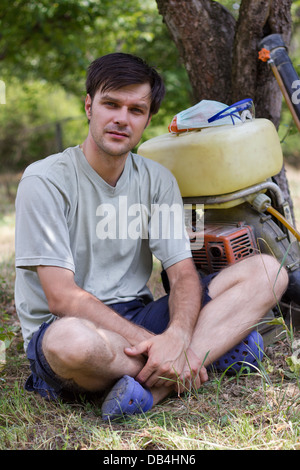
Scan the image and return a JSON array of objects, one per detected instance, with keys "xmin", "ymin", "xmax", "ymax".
[{"xmin": 124, "ymin": 341, "xmax": 148, "ymax": 357}]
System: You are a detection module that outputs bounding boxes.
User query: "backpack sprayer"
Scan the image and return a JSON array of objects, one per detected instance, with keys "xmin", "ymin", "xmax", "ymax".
[{"xmin": 138, "ymin": 34, "xmax": 300, "ymax": 342}]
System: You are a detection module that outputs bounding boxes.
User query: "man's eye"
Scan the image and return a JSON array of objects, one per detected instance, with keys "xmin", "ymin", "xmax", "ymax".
[
  {"xmin": 104, "ymin": 101, "xmax": 118, "ymax": 107},
  {"xmin": 131, "ymin": 108, "xmax": 144, "ymax": 114}
]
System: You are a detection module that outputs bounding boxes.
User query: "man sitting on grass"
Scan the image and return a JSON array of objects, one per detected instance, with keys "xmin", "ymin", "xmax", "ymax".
[{"xmin": 15, "ymin": 53, "xmax": 288, "ymax": 420}]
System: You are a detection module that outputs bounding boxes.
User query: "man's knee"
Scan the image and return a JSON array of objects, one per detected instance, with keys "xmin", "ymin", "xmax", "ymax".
[
  {"xmin": 248, "ymin": 254, "xmax": 288, "ymax": 299},
  {"xmin": 42, "ymin": 317, "xmax": 113, "ymax": 372},
  {"xmin": 209, "ymin": 253, "xmax": 288, "ymax": 300}
]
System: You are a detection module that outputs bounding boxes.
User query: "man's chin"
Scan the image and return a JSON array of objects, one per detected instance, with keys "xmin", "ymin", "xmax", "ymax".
[
  {"xmin": 101, "ymin": 139, "xmax": 138, "ymax": 158},
  {"xmin": 101, "ymin": 144, "xmax": 131, "ymax": 158}
]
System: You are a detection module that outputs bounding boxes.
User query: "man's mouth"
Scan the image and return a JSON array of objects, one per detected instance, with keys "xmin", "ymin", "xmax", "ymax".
[{"xmin": 106, "ymin": 129, "xmax": 130, "ymax": 138}]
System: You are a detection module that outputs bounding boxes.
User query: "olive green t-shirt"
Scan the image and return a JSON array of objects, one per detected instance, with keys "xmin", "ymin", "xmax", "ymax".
[{"xmin": 15, "ymin": 146, "xmax": 191, "ymax": 350}]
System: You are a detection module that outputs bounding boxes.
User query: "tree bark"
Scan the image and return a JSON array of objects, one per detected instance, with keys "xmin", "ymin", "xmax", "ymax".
[
  {"xmin": 232, "ymin": 0, "xmax": 292, "ymax": 127},
  {"xmin": 156, "ymin": 0, "xmax": 293, "ymax": 120},
  {"xmin": 156, "ymin": 0, "xmax": 236, "ymax": 104},
  {"xmin": 156, "ymin": 0, "xmax": 295, "ymax": 219}
]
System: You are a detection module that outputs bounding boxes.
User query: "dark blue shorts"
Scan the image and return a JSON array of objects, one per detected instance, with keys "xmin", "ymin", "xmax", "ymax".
[{"xmin": 25, "ymin": 274, "xmax": 215, "ymax": 400}]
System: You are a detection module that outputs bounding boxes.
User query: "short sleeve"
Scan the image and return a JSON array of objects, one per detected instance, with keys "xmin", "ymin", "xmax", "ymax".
[
  {"xmin": 15, "ymin": 175, "xmax": 75, "ymax": 272},
  {"xmin": 148, "ymin": 175, "xmax": 192, "ymax": 270}
]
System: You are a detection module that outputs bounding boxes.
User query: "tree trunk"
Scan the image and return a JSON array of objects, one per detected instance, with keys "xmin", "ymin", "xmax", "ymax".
[
  {"xmin": 232, "ymin": 0, "xmax": 292, "ymax": 126},
  {"xmin": 156, "ymin": 0, "xmax": 295, "ymax": 219},
  {"xmin": 156, "ymin": 0, "xmax": 292, "ymax": 120},
  {"xmin": 156, "ymin": 0, "xmax": 236, "ymax": 104}
]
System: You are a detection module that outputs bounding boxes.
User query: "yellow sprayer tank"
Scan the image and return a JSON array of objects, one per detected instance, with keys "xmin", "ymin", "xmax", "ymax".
[{"xmin": 138, "ymin": 119, "xmax": 283, "ymax": 197}]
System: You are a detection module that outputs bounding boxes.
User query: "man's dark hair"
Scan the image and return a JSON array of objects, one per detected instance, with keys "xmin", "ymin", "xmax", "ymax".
[{"xmin": 86, "ymin": 53, "xmax": 165, "ymax": 115}]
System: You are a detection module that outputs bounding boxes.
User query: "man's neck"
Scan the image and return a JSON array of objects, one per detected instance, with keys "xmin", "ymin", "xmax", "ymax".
[{"xmin": 80, "ymin": 140, "xmax": 128, "ymax": 187}]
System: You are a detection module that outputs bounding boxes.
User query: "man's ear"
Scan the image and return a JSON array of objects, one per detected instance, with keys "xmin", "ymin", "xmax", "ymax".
[{"xmin": 85, "ymin": 94, "xmax": 92, "ymax": 120}]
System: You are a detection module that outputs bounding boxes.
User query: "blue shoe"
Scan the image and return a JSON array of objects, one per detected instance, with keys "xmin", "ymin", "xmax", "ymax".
[
  {"xmin": 211, "ymin": 330, "xmax": 264, "ymax": 373},
  {"xmin": 101, "ymin": 375, "xmax": 153, "ymax": 420}
]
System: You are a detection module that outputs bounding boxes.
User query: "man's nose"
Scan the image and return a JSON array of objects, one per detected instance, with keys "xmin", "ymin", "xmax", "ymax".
[{"xmin": 113, "ymin": 107, "xmax": 129, "ymax": 126}]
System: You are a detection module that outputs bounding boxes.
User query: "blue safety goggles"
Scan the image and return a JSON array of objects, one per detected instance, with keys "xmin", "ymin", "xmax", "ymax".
[{"xmin": 207, "ymin": 98, "xmax": 255, "ymax": 124}]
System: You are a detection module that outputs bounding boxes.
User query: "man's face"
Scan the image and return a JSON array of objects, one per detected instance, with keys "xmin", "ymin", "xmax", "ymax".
[{"xmin": 85, "ymin": 82, "xmax": 152, "ymax": 159}]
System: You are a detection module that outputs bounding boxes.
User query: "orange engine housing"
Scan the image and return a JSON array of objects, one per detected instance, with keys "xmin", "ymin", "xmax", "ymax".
[{"xmin": 190, "ymin": 222, "xmax": 257, "ymax": 274}]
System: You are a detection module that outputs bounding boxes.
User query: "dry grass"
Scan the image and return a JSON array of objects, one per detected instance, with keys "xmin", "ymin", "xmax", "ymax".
[
  {"xmin": 0, "ymin": 166, "xmax": 300, "ymax": 450},
  {"xmin": 1, "ymin": 315, "xmax": 299, "ymax": 450}
]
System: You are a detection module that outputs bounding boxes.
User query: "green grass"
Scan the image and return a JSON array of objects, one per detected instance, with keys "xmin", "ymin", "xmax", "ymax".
[
  {"xmin": 0, "ymin": 172, "xmax": 300, "ymax": 450},
  {"xmin": 0, "ymin": 253, "xmax": 299, "ymax": 450},
  {"xmin": 0, "ymin": 358, "xmax": 299, "ymax": 450}
]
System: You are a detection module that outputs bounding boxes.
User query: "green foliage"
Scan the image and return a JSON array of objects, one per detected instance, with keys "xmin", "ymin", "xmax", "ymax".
[
  {"xmin": 266, "ymin": 316, "xmax": 300, "ymax": 381},
  {"xmin": 0, "ymin": 0, "xmax": 190, "ymax": 105},
  {"xmin": 0, "ymin": 79, "xmax": 88, "ymax": 170},
  {"xmin": 0, "ymin": 0, "xmax": 96, "ymax": 90},
  {"xmin": 0, "ymin": 0, "xmax": 299, "ymax": 170},
  {"xmin": 0, "ymin": 0, "xmax": 192, "ymax": 170}
]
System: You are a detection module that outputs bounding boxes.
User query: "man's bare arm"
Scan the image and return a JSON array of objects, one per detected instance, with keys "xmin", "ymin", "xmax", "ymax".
[
  {"xmin": 36, "ymin": 265, "xmax": 153, "ymax": 346},
  {"xmin": 166, "ymin": 257, "xmax": 202, "ymax": 346},
  {"xmin": 125, "ymin": 257, "xmax": 203, "ymax": 388}
]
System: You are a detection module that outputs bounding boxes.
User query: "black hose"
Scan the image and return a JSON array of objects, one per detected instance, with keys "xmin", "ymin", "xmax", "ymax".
[{"xmin": 259, "ymin": 34, "xmax": 300, "ymax": 122}]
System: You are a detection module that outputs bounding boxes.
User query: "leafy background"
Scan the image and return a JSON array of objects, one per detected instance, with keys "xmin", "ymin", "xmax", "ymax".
[{"xmin": 0, "ymin": 0, "xmax": 299, "ymax": 172}]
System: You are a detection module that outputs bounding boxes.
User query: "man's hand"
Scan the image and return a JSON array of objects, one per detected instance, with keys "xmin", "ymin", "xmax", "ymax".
[
  {"xmin": 124, "ymin": 327, "xmax": 208, "ymax": 393},
  {"xmin": 124, "ymin": 327, "xmax": 188, "ymax": 389},
  {"xmin": 125, "ymin": 258, "xmax": 206, "ymax": 393},
  {"xmin": 178, "ymin": 346, "xmax": 208, "ymax": 393}
]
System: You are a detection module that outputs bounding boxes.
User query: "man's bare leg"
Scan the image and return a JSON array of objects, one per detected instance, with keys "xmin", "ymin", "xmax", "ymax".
[
  {"xmin": 188, "ymin": 254, "xmax": 288, "ymax": 368},
  {"xmin": 41, "ymin": 254, "xmax": 288, "ymax": 412},
  {"xmin": 42, "ymin": 316, "xmax": 170, "ymax": 405}
]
